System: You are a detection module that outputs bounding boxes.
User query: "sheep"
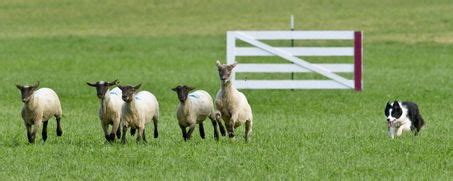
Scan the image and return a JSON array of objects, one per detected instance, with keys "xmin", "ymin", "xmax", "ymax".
[
  {"xmin": 16, "ymin": 81, "xmax": 63, "ymax": 143},
  {"xmin": 215, "ymin": 60, "xmax": 253, "ymax": 142},
  {"xmin": 87, "ymin": 79, "xmax": 128, "ymax": 142},
  {"xmin": 172, "ymin": 85, "xmax": 225, "ymax": 141},
  {"xmin": 118, "ymin": 83, "xmax": 159, "ymax": 143}
]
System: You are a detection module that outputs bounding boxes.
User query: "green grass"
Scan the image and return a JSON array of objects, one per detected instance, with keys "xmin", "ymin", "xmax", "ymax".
[{"xmin": 0, "ymin": 0, "xmax": 452, "ymax": 179}]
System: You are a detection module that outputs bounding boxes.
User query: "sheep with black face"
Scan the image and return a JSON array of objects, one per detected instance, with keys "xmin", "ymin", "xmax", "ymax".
[
  {"xmin": 87, "ymin": 79, "xmax": 125, "ymax": 142},
  {"xmin": 119, "ymin": 83, "xmax": 159, "ymax": 144},
  {"xmin": 16, "ymin": 81, "xmax": 63, "ymax": 143},
  {"xmin": 172, "ymin": 85, "xmax": 225, "ymax": 141}
]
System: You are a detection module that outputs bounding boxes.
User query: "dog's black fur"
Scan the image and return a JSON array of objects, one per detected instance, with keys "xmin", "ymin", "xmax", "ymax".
[{"xmin": 385, "ymin": 101, "xmax": 425, "ymax": 135}]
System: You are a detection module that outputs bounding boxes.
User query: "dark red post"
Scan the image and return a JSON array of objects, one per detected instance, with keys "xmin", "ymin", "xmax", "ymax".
[{"xmin": 354, "ymin": 31, "xmax": 363, "ymax": 91}]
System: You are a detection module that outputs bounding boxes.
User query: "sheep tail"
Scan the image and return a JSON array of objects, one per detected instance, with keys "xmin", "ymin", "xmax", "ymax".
[{"xmin": 214, "ymin": 110, "xmax": 221, "ymax": 121}]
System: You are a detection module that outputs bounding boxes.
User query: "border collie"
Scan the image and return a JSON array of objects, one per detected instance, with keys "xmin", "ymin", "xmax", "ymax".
[{"xmin": 384, "ymin": 101, "xmax": 425, "ymax": 139}]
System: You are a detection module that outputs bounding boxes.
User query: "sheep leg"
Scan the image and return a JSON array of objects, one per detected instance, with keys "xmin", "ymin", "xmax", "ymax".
[
  {"xmin": 226, "ymin": 114, "xmax": 239, "ymax": 139},
  {"xmin": 152, "ymin": 116, "xmax": 159, "ymax": 138},
  {"xmin": 142, "ymin": 129, "xmax": 147, "ymax": 143},
  {"xmin": 136, "ymin": 127, "xmax": 144, "ymax": 143},
  {"xmin": 42, "ymin": 121, "xmax": 48, "ymax": 142},
  {"xmin": 102, "ymin": 123, "xmax": 111, "ymax": 142},
  {"xmin": 31, "ymin": 119, "xmax": 42, "ymax": 144},
  {"xmin": 218, "ymin": 121, "xmax": 226, "ymax": 137},
  {"xmin": 245, "ymin": 120, "xmax": 253, "ymax": 142},
  {"xmin": 199, "ymin": 123, "xmax": 205, "ymax": 139},
  {"xmin": 180, "ymin": 125, "xmax": 187, "ymax": 141},
  {"xmin": 186, "ymin": 124, "xmax": 196, "ymax": 140},
  {"xmin": 209, "ymin": 117, "xmax": 220, "ymax": 141},
  {"xmin": 25, "ymin": 123, "xmax": 33, "ymax": 143},
  {"xmin": 55, "ymin": 115, "xmax": 63, "ymax": 136},
  {"xmin": 214, "ymin": 111, "xmax": 226, "ymax": 136},
  {"xmin": 110, "ymin": 119, "xmax": 121, "ymax": 142},
  {"xmin": 121, "ymin": 125, "xmax": 128, "ymax": 144},
  {"xmin": 116, "ymin": 121, "xmax": 122, "ymax": 139},
  {"xmin": 116, "ymin": 127, "xmax": 121, "ymax": 139},
  {"xmin": 226, "ymin": 121, "xmax": 235, "ymax": 138}
]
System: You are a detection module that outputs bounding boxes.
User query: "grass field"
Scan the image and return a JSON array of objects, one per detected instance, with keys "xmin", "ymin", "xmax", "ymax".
[{"xmin": 0, "ymin": 0, "xmax": 452, "ymax": 179}]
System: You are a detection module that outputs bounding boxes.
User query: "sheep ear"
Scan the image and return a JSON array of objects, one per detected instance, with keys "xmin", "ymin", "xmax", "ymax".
[
  {"xmin": 171, "ymin": 87, "xmax": 178, "ymax": 92},
  {"xmin": 32, "ymin": 81, "xmax": 40, "ymax": 89},
  {"xmin": 86, "ymin": 82, "xmax": 97, "ymax": 87},
  {"xmin": 16, "ymin": 84, "xmax": 23, "ymax": 90},
  {"xmin": 229, "ymin": 62, "xmax": 237, "ymax": 69},
  {"xmin": 108, "ymin": 79, "xmax": 119, "ymax": 86},
  {"xmin": 216, "ymin": 60, "xmax": 221, "ymax": 67},
  {"xmin": 134, "ymin": 84, "xmax": 142, "ymax": 90},
  {"xmin": 186, "ymin": 86, "xmax": 195, "ymax": 91}
]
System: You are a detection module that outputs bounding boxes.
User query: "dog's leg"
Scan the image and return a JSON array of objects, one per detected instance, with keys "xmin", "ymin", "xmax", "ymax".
[
  {"xmin": 403, "ymin": 123, "xmax": 412, "ymax": 135},
  {"xmin": 396, "ymin": 123, "xmax": 411, "ymax": 137},
  {"xmin": 396, "ymin": 126, "xmax": 403, "ymax": 137},
  {"xmin": 389, "ymin": 127, "xmax": 396, "ymax": 139}
]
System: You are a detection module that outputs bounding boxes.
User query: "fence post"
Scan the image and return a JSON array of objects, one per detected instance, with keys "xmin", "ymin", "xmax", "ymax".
[
  {"xmin": 354, "ymin": 31, "xmax": 363, "ymax": 91},
  {"xmin": 227, "ymin": 32, "xmax": 236, "ymax": 82}
]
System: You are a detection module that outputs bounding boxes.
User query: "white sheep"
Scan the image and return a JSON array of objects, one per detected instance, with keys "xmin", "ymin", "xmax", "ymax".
[
  {"xmin": 215, "ymin": 61, "xmax": 253, "ymax": 141},
  {"xmin": 16, "ymin": 81, "xmax": 63, "ymax": 143},
  {"xmin": 172, "ymin": 85, "xmax": 225, "ymax": 141},
  {"xmin": 119, "ymin": 84, "xmax": 159, "ymax": 143},
  {"xmin": 87, "ymin": 80, "xmax": 127, "ymax": 142}
]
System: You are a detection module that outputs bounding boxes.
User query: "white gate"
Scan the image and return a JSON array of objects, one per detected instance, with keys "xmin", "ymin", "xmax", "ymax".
[{"xmin": 226, "ymin": 31, "xmax": 363, "ymax": 91}]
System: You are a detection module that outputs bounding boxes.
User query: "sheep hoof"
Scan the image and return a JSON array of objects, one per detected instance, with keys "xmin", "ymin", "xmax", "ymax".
[
  {"xmin": 116, "ymin": 129, "xmax": 121, "ymax": 139},
  {"xmin": 109, "ymin": 133, "xmax": 115, "ymax": 142},
  {"xmin": 104, "ymin": 135, "xmax": 110, "ymax": 142},
  {"xmin": 228, "ymin": 133, "xmax": 235, "ymax": 138},
  {"xmin": 228, "ymin": 137, "xmax": 236, "ymax": 142},
  {"xmin": 29, "ymin": 134, "xmax": 36, "ymax": 144},
  {"xmin": 244, "ymin": 137, "xmax": 250, "ymax": 143},
  {"xmin": 219, "ymin": 126, "xmax": 226, "ymax": 136},
  {"xmin": 56, "ymin": 129, "xmax": 63, "ymax": 136}
]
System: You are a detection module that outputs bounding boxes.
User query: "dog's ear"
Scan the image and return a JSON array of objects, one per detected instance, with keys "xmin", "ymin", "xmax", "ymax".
[
  {"xmin": 393, "ymin": 100, "xmax": 400, "ymax": 108},
  {"xmin": 385, "ymin": 101, "xmax": 392, "ymax": 110},
  {"xmin": 385, "ymin": 101, "xmax": 392, "ymax": 116}
]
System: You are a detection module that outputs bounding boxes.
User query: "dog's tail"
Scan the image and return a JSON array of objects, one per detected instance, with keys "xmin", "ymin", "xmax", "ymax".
[{"xmin": 414, "ymin": 112, "xmax": 425, "ymax": 135}]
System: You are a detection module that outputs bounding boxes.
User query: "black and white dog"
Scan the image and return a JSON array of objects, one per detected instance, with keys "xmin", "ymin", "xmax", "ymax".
[{"xmin": 384, "ymin": 101, "xmax": 425, "ymax": 139}]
